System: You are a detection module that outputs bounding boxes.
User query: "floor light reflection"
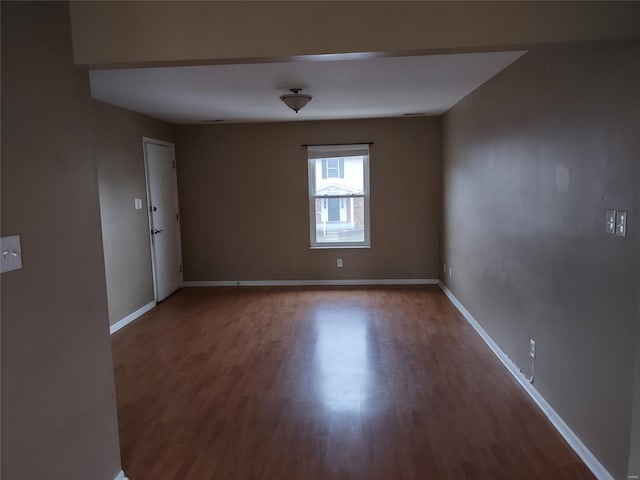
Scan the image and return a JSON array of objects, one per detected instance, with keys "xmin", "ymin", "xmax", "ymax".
[{"xmin": 312, "ymin": 307, "xmax": 371, "ymax": 413}]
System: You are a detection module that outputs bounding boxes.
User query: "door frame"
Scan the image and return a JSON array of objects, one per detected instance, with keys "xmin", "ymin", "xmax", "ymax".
[{"xmin": 142, "ymin": 136, "xmax": 183, "ymax": 302}]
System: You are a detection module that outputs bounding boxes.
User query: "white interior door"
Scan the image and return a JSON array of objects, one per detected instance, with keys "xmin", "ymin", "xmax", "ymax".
[{"xmin": 144, "ymin": 139, "xmax": 182, "ymax": 301}]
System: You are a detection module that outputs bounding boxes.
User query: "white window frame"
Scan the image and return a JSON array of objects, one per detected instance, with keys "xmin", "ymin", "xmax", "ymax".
[{"xmin": 307, "ymin": 144, "xmax": 371, "ymax": 249}]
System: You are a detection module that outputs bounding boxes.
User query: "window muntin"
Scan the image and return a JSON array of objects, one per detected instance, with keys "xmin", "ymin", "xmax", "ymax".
[{"xmin": 307, "ymin": 145, "xmax": 370, "ymax": 248}]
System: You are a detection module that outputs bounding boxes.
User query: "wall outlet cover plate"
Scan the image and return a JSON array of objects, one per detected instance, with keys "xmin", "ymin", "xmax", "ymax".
[{"xmin": 1, "ymin": 234, "xmax": 23, "ymax": 273}]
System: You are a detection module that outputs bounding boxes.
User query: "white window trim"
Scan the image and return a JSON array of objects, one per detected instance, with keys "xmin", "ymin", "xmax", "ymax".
[{"xmin": 307, "ymin": 147, "xmax": 371, "ymax": 248}]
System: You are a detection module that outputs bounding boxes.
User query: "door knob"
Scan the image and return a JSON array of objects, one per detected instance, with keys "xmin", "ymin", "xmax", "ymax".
[{"xmin": 152, "ymin": 229, "xmax": 164, "ymax": 235}]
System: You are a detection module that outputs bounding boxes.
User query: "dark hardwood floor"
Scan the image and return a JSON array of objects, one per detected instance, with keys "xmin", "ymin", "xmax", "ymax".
[{"xmin": 111, "ymin": 286, "xmax": 593, "ymax": 480}]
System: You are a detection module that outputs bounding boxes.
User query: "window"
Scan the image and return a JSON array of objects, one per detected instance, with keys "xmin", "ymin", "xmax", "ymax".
[
  {"xmin": 322, "ymin": 158, "xmax": 344, "ymax": 178},
  {"xmin": 307, "ymin": 144, "xmax": 370, "ymax": 247}
]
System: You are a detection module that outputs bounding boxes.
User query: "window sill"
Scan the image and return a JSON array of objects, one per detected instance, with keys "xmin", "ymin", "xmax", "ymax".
[{"xmin": 309, "ymin": 245, "xmax": 371, "ymax": 250}]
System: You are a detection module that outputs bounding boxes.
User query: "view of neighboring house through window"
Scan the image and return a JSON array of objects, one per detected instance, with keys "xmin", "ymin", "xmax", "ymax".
[
  {"xmin": 307, "ymin": 144, "xmax": 370, "ymax": 247},
  {"xmin": 323, "ymin": 158, "xmax": 344, "ymax": 178}
]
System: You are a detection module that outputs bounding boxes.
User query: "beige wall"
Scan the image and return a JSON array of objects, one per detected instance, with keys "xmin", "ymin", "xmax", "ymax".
[
  {"xmin": 1, "ymin": 2, "xmax": 122, "ymax": 480},
  {"xmin": 93, "ymin": 101, "xmax": 175, "ymax": 325},
  {"xmin": 630, "ymin": 295, "xmax": 640, "ymax": 477},
  {"xmin": 443, "ymin": 41, "xmax": 640, "ymax": 479},
  {"xmin": 176, "ymin": 118, "xmax": 441, "ymax": 281},
  {"xmin": 69, "ymin": 1, "xmax": 640, "ymax": 66}
]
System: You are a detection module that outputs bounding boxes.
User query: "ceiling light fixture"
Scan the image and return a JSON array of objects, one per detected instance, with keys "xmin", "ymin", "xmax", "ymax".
[{"xmin": 280, "ymin": 88, "xmax": 312, "ymax": 113}]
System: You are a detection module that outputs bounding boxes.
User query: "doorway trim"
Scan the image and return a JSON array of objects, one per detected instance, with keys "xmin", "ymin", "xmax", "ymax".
[{"xmin": 142, "ymin": 136, "xmax": 183, "ymax": 302}]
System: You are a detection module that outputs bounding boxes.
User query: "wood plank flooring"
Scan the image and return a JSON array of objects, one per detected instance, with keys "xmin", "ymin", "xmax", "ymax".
[{"xmin": 111, "ymin": 286, "xmax": 593, "ymax": 480}]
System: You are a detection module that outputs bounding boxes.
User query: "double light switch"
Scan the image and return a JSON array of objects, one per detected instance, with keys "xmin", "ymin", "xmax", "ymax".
[{"xmin": 606, "ymin": 209, "xmax": 627, "ymax": 237}]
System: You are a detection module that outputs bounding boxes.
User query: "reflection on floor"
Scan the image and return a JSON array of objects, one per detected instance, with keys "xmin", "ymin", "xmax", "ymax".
[
  {"xmin": 313, "ymin": 306, "xmax": 371, "ymax": 413},
  {"xmin": 111, "ymin": 286, "xmax": 593, "ymax": 480}
]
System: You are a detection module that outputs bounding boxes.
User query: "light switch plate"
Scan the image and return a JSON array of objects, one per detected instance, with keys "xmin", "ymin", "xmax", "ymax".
[
  {"xmin": 605, "ymin": 209, "xmax": 616, "ymax": 234},
  {"xmin": 615, "ymin": 210, "xmax": 627, "ymax": 237},
  {"xmin": 134, "ymin": 198, "xmax": 143, "ymax": 210},
  {"xmin": 1, "ymin": 234, "xmax": 23, "ymax": 273}
]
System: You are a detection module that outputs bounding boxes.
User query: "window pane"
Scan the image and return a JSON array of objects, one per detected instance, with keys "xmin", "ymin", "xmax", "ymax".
[
  {"xmin": 313, "ymin": 156, "xmax": 364, "ymax": 195},
  {"xmin": 314, "ymin": 197, "xmax": 365, "ymax": 243}
]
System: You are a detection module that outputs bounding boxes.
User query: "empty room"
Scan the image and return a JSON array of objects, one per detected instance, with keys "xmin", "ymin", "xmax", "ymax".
[{"xmin": 1, "ymin": 2, "xmax": 639, "ymax": 480}]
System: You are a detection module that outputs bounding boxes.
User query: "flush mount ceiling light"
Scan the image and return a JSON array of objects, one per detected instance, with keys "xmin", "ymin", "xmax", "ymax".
[{"xmin": 280, "ymin": 88, "xmax": 312, "ymax": 113}]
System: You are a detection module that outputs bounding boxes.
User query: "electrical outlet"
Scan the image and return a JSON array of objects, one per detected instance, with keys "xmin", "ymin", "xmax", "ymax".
[
  {"xmin": 530, "ymin": 339, "xmax": 536, "ymax": 359},
  {"xmin": 337, "ymin": 258, "xmax": 343, "ymax": 268}
]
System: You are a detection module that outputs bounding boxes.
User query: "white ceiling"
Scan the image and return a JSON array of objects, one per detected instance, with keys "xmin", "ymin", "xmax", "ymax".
[{"xmin": 89, "ymin": 51, "xmax": 525, "ymax": 124}]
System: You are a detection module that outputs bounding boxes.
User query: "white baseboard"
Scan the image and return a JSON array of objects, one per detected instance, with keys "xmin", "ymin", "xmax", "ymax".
[
  {"xmin": 183, "ymin": 278, "xmax": 439, "ymax": 287},
  {"xmin": 438, "ymin": 281, "xmax": 614, "ymax": 480},
  {"xmin": 113, "ymin": 471, "xmax": 129, "ymax": 480},
  {"xmin": 109, "ymin": 300, "xmax": 156, "ymax": 334}
]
